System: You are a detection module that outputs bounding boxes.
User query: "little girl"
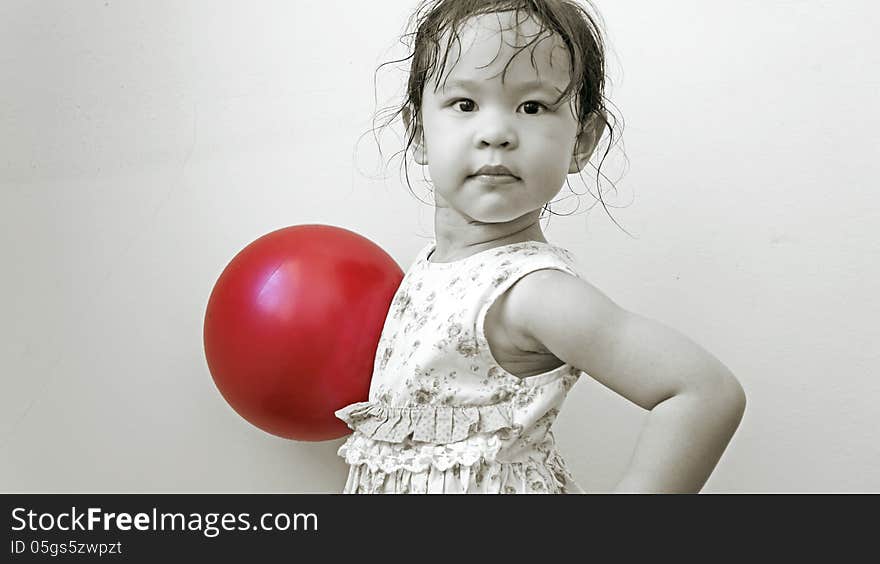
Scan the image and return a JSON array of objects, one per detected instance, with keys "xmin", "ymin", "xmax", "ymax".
[{"xmin": 335, "ymin": 0, "xmax": 746, "ymax": 493}]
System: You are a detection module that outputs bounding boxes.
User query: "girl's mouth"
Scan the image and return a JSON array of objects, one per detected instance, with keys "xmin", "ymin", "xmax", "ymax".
[
  {"xmin": 469, "ymin": 164, "xmax": 519, "ymax": 185},
  {"xmin": 472, "ymin": 164, "xmax": 517, "ymax": 177},
  {"xmin": 469, "ymin": 174, "xmax": 519, "ymax": 185}
]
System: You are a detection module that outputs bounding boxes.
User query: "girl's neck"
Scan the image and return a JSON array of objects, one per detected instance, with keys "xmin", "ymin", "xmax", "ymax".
[{"xmin": 432, "ymin": 206, "xmax": 547, "ymax": 263}]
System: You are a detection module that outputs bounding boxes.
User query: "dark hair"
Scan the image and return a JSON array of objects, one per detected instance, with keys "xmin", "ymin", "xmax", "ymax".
[{"xmin": 369, "ymin": 0, "xmax": 628, "ymax": 231}]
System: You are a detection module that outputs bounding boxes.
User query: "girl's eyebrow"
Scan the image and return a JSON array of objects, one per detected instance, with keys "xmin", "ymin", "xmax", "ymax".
[{"xmin": 440, "ymin": 78, "xmax": 564, "ymax": 95}]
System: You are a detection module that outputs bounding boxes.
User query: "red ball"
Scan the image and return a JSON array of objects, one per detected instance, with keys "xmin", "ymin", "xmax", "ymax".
[{"xmin": 203, "ymin": 224, "xmax": 403, "ymax": 441}]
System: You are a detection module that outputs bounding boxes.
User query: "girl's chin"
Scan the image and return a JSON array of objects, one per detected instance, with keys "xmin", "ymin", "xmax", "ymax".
[{"xmin": 461, "ymin": 205, "xmax": 538, "ymax": 225}]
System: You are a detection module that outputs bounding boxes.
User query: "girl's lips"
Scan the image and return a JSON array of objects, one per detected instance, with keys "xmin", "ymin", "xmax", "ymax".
[
  {"xmin": 473, "ymin": 164, "xmax": 516, "ymax": 176},
  {"xmin": 469, "ymin": 174, "xmax": 519, "ymax": 185}
]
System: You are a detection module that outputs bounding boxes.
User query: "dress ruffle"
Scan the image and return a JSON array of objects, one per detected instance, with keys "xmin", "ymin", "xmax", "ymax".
[
  {"xmin": 338, "ymin": 430, "xmax": 504, "ymax": 474},
  {"xmin": 334, "ymin": 400, "xmax": 518, "ymax": 444}
]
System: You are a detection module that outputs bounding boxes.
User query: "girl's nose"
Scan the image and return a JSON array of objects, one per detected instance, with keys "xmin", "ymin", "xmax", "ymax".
[{"xmin": 474, "ymin": 112, "xmax": 518, "ymax": 150}]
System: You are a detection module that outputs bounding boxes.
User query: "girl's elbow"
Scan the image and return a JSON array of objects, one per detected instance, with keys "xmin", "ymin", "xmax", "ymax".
[
  {"xmin": 713, "ymin": 373, "xmax": 747, "ymax": 423},
  {"xmin": 684, "ymin": 370, "xmax": 746, "ymax": 419}
]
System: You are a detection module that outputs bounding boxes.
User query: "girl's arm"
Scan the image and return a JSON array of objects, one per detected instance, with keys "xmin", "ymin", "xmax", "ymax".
[{"xmin": 501, "ymin": 269, "xmax": 747, "ymax": 493}]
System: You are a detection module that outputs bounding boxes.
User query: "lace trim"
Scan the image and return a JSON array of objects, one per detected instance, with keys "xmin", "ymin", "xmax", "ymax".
[{"xmin": 339, "ymin": 434, "xmax": 576, "ymax": 494}]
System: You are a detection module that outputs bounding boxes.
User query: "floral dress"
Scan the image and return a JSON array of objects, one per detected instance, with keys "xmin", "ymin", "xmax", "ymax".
[{"xmin": 335, "ymin": 240, "xmax": 587, "ymax": 494}]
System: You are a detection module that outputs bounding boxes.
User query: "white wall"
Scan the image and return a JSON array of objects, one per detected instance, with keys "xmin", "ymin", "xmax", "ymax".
[{"xmin": 2, "ymin": 0, "xmax": 877, "ymax": 493}]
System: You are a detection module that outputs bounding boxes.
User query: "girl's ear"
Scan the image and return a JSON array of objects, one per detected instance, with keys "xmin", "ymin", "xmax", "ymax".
[
  {"xmin": 569, "ymin": 110, "xmax": 607, "ymax": 174},
  {"xmin": 402, "ymin": 107, "xmax": 428, "ymax": 165}
]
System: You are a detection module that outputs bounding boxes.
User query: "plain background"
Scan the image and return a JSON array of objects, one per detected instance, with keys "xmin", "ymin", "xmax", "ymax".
[{"xmin": 2, "ymin": 0, "xmax": 878, "ymax": 493}]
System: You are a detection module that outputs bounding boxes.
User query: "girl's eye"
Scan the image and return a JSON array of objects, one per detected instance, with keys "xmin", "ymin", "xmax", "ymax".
[
  {"xmin": 452, "ymin": 99, "xmax": 476, "ymax": 112},
  {"xmin": 520, "ymin": 101, "xmax": 548, "ymax": 115}
]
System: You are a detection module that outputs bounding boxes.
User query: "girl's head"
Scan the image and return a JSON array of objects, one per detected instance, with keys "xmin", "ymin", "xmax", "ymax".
[{"xmin": 380, "ymin": 0, "xmax": 618, "ymax": 225}]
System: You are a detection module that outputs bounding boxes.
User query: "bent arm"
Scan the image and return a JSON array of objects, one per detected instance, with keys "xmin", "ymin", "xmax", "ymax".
[
  {"xmin": 506, "ymin": 270, "xmax": 747, "ymax": 493},
  {"xmin": 606, "ymin": 324, "xmax": 747, "ymax": 493}
]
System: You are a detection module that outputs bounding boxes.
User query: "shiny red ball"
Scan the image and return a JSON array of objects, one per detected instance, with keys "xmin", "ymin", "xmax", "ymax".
[{"xmin": 203, "ymin": 224, "xmax": 402, "ymax": 441}]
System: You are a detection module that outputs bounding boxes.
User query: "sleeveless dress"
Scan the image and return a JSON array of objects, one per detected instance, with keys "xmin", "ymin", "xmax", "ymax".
[{"xmin": 335, "ymin": 239, "xmax": 587, "ymax": 494}]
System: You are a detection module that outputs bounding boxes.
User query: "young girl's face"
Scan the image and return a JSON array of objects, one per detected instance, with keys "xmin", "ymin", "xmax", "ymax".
[{"xmin": 418, "ymin": 12, "xmax": 583, "ymax": 224}]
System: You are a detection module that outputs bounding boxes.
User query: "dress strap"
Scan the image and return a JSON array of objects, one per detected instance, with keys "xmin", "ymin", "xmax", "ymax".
[{"xmin": 473, "ymin": 244, "xmax": 582, "ymax": 380}]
